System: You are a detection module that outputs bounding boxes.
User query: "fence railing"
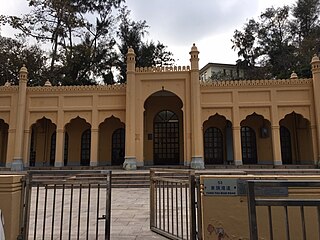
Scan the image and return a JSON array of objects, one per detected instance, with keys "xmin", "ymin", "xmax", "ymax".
[
  {"xmin": 150, "ymin": 168, "xmax": 201, "ymax": 240},
  {"xmin": 247, "ymin": 180, "xmax": 320, "ymax": 240},
  {"xmin": 18, "ymin": 170, "xmax": 112, "ymax": 240}
]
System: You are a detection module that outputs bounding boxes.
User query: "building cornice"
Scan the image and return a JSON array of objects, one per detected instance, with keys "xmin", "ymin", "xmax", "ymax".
[{"xmin": 200, "ymin": 78, "xmax": 312, "ymax": 88}]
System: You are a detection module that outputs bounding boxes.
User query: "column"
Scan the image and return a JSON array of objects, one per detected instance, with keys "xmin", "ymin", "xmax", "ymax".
[
  {"xmin": 232, "ymin": 126, "xmax": 242, "ymax": 165},
  {"xmin": 189, "ymin": 44, "xmax": 204, "ymax": 169},
  {"xmin": 271, "ymin": 126, "xmax": 282, "ymax": 165},
  {"xmin": 5, "ymin": 129, "xmax": 15, "ymax": 168},
  {"xmin": 90, "ymin": 128, "xmax": 99, "ymax": 166},
  {"xmin": 123, "ymin": 47, "xmax": 137, "ymax": 170},
  {"xmin": 311, "ymin": 55, "xmax": 320, "ymax": 162},
  {"xmin": 54, "ymin": 129, "xmax": 64, "ymax": 167},
  {"xmin": 311, "ymin": 125, "xmax": 319, "ymax": 165},
  {"xmin": 22, "ymin": 130, "xmax": 30, "ymax": 167},
  {"xmin": 11, "ymin": 65, "xmax": 28, "ymax": 171}
]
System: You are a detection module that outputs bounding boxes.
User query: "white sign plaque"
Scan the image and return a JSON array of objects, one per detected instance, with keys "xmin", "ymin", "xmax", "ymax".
[{"xmin": 203, "ymin": 178, "xmax": 238, "ymax": 196}]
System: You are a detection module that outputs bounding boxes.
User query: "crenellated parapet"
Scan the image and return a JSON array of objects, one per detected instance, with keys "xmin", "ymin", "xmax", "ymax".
[
  {"xmin": 26, "ymin": 84, "xmax": 126, "ymax": 92},
  {"xmin": 0, "ymin": 86, "xmax": 19, "ymax": 92},
  {"xmin": 135, "ymin": 65, "xmax": 190, "ymax": 73},
  {"xmin": 200, "ymin": 78, "xmax": 312, "ymax": 88}
]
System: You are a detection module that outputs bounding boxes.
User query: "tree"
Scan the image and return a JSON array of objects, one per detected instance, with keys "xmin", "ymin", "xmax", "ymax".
[
  {"xmin": 231, "ymin": 3, "xmax": 318, "ymax": 79},
  {"xmin": 1, "ymin": 0, "xmax": 124, "ymax": 85},
  {"xmin": 0, "ymin": 35, "xmax": 47, "ymax": 86},
  {"xmin": 292, "ymin": 0, "xmax": 320, "ymax": 77},
  {"xmin": 116, "ymin": 7, "xmax": 174, "ymax": 83}
]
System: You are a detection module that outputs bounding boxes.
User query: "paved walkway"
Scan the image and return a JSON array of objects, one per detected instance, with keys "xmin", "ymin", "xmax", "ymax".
[{"xmin": 111, "ymin": 188, "xmax": 167, "ymax": 239}]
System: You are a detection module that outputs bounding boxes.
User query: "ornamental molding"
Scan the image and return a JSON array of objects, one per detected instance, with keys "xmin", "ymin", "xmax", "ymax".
[
  {"xmin": 26, "ymin": 84, "xmax": 126, "ymax": 92},
  {"xmin": 200, "ymin": 78, "xmax": 312, "ymax": 88},
  {"xmin": 0, "ymin": 86, "xmax": 19, "ymax": 92}
]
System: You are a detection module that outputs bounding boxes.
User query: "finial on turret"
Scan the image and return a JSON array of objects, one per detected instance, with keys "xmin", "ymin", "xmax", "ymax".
[
  {"xmin": 19, "ymin": 64, "xmax": 28, "ymax": 83},
  {"xmin": 4, "ymin": 80, "xmax": 11, "ymax": 87},
  {"xmin": 290, "ymin": 71, "xmax": 298, "ymax": 79},
  {"xmin": 19, "ymin": 64, "xmax": 28, "ymax": 74},
  {"xmin": 44, "ymin": 79, "xmax": 52, "ymax": 87},
  {"xmin": 311, "ymin": 54, "xmax": 319, "ymax": 63},
  {"xmin": 127, "ymin": 46, "xmax": 135, "ymax": 55}
]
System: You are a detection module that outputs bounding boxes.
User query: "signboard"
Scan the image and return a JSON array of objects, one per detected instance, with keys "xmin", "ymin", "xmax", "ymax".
[
  {"xmin": 203, "ymin": 178, "xmax": 288, "ymax": 197},
  {"xmin": 203, "ymin": 178, "xmax": 238, "ymax": 196}
]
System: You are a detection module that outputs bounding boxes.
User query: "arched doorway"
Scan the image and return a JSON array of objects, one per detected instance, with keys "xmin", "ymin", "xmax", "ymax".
[
  {"xmin": 64, "ymin": 117, "xmax": 91, "ymax": 166},
  {"xmin": 279, "ymin": 112, "xmax": 313, "ymax": 164},
  {"xmin": 112, "ymin": 128, "xmax": 125, "ymax": 165},
  {"xmin": 202, "ymin": 114, "xmax": 234, "ymax": 165},
  {"xmin": 144, "ymin": 90, "xmax": 184, "ymax": 165},
  {"xmin": 240, "ymin": 113, "xmax": 272, "ymax": 164},
  {"xmin": 29, "ymin": 117, "xmax": 56, "ymax": 167},
  {"xmin": 153, "ymin": 110, "xmax": 180, "ymax": 165},
  {"xmin": 98, "ymin": 116, "xmax": 125, "ymax": 166}
]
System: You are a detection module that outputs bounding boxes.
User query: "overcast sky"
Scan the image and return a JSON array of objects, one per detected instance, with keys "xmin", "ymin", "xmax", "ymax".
[{"xmin": 0, "ymin": 0, "xmax": 297, "ymax": 68}]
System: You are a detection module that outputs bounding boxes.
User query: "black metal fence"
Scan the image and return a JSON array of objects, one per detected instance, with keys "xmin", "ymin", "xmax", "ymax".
[
  {"xmin": 18, "ymin": 170, "xmax": 112, "ymax": 240},
  {"xmin": 150, "ymin": 168, "xmax": 201, "ymax": 240},
  {"xmin": 247, "ymin": 180, "xmax": 320, "ymax": 240}
]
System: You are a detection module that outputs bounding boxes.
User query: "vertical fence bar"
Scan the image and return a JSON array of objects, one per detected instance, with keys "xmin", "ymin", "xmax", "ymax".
[
  {"xmin": 96, "ymin": 183, "xmax": 100, "ymax": 240},
  {"xmin": 42, "ymin": 186, "xmax": 48, "ymax": 240},
  {"xmin": 189, "ymin": 173, "xmax": 196, "ymax": 240},
  {"xmin": 268, "ymin": 206, "xmax": 273, "ymax": 240},
  {"xmin": 163, "ymin": 180, "xmax": 165, "ymax": 231},
  {"xmin": 106, "ymin": 172, "xmax": 112, "ymax": 240},
  {"xmin": 86, "ymin": 184, "xmax": 91, "ymax": 240},
  {"xmin": 284, "ymin": 206, "xmax": 290, "ymax": 240},
  {"xmin": 171, "ymin": 181, "xmax": 174, "ymax": 235},
  {"xmin": 68, "ymin": 184, "xmax": 74, "ymax": 240},
  {"xmin": 51, "ymin": 184, "xmax": 57, "ymax": 240},
  {"xmin": 247, "ymin": 181, "xmax": 258, "ymax": 240},
  {"xmin": 180, "ymin": 182, "xmax": 184, "ymax": 239},
  {"xmin": 185, "ymin": 183, "xmax": 189, "ymax": 240},
  {"xmin": 59, "ymin": 184, "xmax": 65, "ymax": 240},
  {"xmin": 176, "ymin": 182, "xmax": 179, "ymax": 237},
  {"xmin": 167, "ymin": 181, "xmax": 169, "ymax": 233},
  {"xmin": 77, "ymin": 184, "xmax": 82, "ymax": 240},
  {"xmin": 33, "ymin": 184, "xmax": 40, "ymax": 240},
  {"xmin": 196, "ymin": 177, "xmax": 202, "ymax": 240},
  {"xmin": 150, "ymin": 170, "xmax": 155, "ymax": 229},
  {"xmin": 300, "ymin": 206, "xmax": 306, "ymax": 240}
]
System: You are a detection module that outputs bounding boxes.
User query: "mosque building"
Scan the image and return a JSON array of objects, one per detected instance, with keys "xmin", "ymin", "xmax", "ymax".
[{"xmin": 0, "ymin": 44, "xmax": 320, "ymax": 170}]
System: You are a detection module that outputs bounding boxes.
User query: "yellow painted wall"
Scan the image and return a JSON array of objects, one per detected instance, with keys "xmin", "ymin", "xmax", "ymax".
[{"xmin": 201, "ymin": 175, "xmax": 320, "ymax": 240}]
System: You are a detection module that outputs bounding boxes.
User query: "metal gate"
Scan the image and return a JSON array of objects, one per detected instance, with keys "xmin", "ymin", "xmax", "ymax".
[
  {"xmin": 150, "ymin": 168, "xmax": 201, "ymax": 240},
  {"xmin": 247, "ymin": 180, "xmax": 320, "ymax": 240},
  {"xmin": 18, "ymin": 170, "xmax": 112, "ymax": 240}
]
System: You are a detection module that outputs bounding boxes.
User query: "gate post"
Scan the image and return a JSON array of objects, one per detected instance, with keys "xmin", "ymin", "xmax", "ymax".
[{"xmin": 0, "ymin": 175, "xmax": 24, "ymax": 240}]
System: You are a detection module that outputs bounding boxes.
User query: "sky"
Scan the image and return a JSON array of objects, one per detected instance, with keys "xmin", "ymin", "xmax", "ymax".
[{"xmin": 0, "ymin": 0, "xmax": 297, "ymax": 69}]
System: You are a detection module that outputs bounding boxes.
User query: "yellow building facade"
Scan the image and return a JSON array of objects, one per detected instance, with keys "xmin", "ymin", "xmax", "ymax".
[{"xmin": 1, "ymin": 44, "xmax": 320, "ymax": 170}]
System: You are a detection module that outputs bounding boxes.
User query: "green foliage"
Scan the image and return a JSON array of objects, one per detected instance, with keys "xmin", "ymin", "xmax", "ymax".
[
  {"xmin": 116, "ymin": 7, "xmax": 174, "ymax": 83},
  {"xmin": 232, "ymin": 0, "xmax": 320, "ymax": 79},
  {"xmin": 0, "ymin": 35, "xmax": 47, "ymax": 86}
]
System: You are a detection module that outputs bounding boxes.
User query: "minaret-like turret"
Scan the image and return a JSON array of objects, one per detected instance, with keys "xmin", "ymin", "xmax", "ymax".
[
  {"xmin": 311, "ymin": 54, "xmax": 320, "ymax": 164},
  {"xmin": 189, "ymin": 44, "xmax": 204, "ymax": 169},
  {"xmin": 11, "ymin": 65, "xmax": 28, "ymax": 170},
  {"xmin": 123, "ymin": 47, "xmax": 137, "ymax": 170}
]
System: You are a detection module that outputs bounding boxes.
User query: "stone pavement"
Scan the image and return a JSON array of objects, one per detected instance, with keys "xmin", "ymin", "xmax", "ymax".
[{"xmin": 111, "ymin": 188, "xmax": 167, "ymax": 239}]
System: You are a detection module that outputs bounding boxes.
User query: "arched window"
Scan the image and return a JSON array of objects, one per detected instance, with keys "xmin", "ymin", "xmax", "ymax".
[
  {"xmin": 280, "ymin": 126, "xmax": 292, "ymax": 164},
  {"xmin": 50, "ymin": 132, "xmax": 56, "ymax": 166},
  {"xmin": 81, "ymin": 129, "xmax": 91, "ymax": 166},
  {"xmin": 204, "ymin": 127, "xmax": 223, "ymax": 164},
  {"xmin": 153, "ymin": 110, "xmax": 179, "ymax": 165},
  {"xmin": 112, "ymin": 128, "xmax": 125, "ymax": 165},
  {"xmin": 241, "ymin": 126, "xmax": 257, "ymax": 164},
  {"xmin": 64, "ymin": 132, "xmax": 69, "ymax": 166}
]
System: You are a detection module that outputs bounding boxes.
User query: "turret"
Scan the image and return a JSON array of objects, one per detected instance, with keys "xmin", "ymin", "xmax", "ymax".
[
  {"xmin": 127, "ymin": 47, "xmax": 136, "ymax": 74},
  {"xmin": 189, "ymin": 43, "xmax": 199, "ymax": 71}
]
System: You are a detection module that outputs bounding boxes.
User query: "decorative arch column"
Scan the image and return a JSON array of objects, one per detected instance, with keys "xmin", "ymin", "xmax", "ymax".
[
  {"xmin": 189, "ymin": 44, "xmax": 204, "ymax": 169},
  {"xmin": 11, "ymin": 65, "xmax": 28, "ymax": 171},
  {"xmin": 123, "ymin": 47, "xmax": 137, "ymax": 170}
]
